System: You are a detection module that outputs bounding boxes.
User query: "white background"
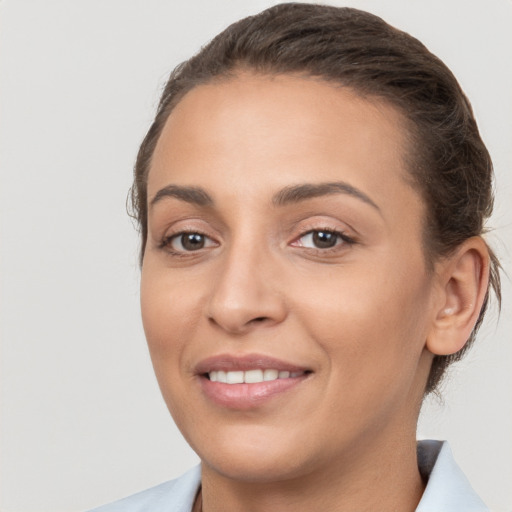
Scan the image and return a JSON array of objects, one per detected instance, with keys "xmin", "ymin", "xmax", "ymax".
[{"xmin": 1, "ymin": 1, "xmax": 510, "ymax": 511}]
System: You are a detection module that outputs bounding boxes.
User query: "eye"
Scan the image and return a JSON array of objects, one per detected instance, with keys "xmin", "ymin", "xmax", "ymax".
[
  {"xmin": 292, "ymin": 229, "xmax": 353, "ymax": 250},
  {"xmin": 164, "ymin": 232, "xmax": 217, "ymax": 253}
]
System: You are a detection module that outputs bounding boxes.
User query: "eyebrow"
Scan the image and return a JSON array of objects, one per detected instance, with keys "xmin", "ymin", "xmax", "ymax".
[
  {"xmin": 149, "ymin": 181, "xmax": 379, "ymax": 211},
  {"xmin": 150, "ymin": 185, "xmax": 213, "ymax": 208},
  {"xmin": 272, "ymin": 182, "xmax": 380, "ymax": 211}
]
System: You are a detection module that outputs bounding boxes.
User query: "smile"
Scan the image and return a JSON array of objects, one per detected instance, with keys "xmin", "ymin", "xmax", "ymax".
[
  {"xmin": 208, "ymin": 369, "xmax": 305, "ymax": 383},
  {"xmin": 195, "ymin": 354, "xmax": 312, "ymax": 409}
]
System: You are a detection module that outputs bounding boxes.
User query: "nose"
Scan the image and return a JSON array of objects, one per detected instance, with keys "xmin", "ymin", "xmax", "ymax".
[{"xmin": 206, "ymin": 242, "xmax": 287, "ymax": 335}]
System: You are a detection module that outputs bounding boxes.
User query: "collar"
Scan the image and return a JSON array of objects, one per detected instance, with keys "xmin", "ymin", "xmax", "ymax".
[{"xmin": 415, "ymin": 439, "xmax": 488, "ymax": 511}]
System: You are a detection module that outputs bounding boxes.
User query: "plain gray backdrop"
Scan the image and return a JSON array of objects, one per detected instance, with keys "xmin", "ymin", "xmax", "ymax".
[{"xmin": 1, "ymin": 1, "xmax": 511, "ymax": 511}]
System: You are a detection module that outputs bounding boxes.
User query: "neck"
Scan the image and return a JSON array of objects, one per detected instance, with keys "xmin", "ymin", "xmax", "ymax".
[{"xmin": 199, "ymin": 431, "xmax": 425, "ymax": 512}]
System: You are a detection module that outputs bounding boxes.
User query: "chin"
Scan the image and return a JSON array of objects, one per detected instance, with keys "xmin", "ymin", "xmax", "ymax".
[
  {"xmin": 204, "ymin": 452, "xmax": 308, "ymax": 484},
  {"xmin": 191, "ymin": 425, "xmax": 322, "ymax": 483}
]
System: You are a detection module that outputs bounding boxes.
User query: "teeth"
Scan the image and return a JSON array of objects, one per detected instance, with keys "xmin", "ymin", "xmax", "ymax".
[
  {"xmin": 244, "ymin": 369, "xmax": 263, "ymax": 383},
  {"xmin": 226, "ymin": 371, "xmax": 244, "ymax": 384},
  {"xmin": 263, "ymin": 369, "xmax": 279, "ymax": 381},
  {"xmin": 208, "ymin": 369, "xmax": 304, "ymax": 384}
]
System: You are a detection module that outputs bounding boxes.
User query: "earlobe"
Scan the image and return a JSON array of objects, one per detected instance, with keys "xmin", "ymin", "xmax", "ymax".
[{"xmin": 426, "ymin": 237, "xmax": 490, "ymax": 356}]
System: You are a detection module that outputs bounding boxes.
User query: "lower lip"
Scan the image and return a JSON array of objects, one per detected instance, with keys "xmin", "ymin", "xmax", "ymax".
[{"xmin": 199, "ymin": 375, "xmax": 308, "ymax": 409}]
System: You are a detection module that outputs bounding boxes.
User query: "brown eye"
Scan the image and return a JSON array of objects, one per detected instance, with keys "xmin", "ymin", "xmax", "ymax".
[
  {"xmin": 166, "ymin": 232, "xmax": 217, "ymax": 253},
  {"xmin": 311, "ymin": 230, "xmax": 338, "ymax": 249},
  {"xmin": 291, "ymin": 229, "xmax": 355, "ymax": 251},
  {"xmin": 180, "ymin": 233, "xmax": 205, "ymax": 251},
  {"xmin": 299, "ymin": 230, "xmax": 340, "ymax": 249}
]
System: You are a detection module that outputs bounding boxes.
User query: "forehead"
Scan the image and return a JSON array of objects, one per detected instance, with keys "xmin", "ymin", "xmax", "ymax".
[{"xmin": 149, "ymin": 73, "xmax": 419, "ymax": 217}]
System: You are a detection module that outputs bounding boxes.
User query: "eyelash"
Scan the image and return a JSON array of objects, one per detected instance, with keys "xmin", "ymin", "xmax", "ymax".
[
  {"xmin": 292, "ymin": 228, "xmax": 356, "ymax": 253},
  {"xmin": 158, "ymin": 230, "xmax": 217, "ymax": 257},
  {"xmin": 159, "ymin": 227, "xmax": 356, "ymax": 257}
]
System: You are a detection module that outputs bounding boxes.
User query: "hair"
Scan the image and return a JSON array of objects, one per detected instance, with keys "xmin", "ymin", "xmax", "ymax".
[{"xmin": 130, "ymin": 2, "xmax": 501, "ymax": 394}]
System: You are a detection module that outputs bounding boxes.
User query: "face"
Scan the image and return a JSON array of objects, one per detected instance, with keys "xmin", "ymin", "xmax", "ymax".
[{"xmin": 141, "ymin": 74, "xmax": 436, "ymax": 483}]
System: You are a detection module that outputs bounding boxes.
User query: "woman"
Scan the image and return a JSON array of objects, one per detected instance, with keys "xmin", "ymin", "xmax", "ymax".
[{"xmin": 90, "ymin": 3, "xmax": 501, "ymax": 511}]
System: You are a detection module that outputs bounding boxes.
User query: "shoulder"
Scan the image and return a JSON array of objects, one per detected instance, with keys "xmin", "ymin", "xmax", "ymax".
[
  {"xmin": 86, "ymin": 465, "xmax": 201, "ymax": 512},
  {"xmin": 416, "ymin": 440, "xmax": 489, "ymax": 512}
]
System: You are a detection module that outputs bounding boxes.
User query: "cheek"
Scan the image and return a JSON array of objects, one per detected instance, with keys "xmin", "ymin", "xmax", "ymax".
[
  {"xmin": 140, "ymin": 266, "xmax": 209, "ymax": 429},
  {"xmin": 295, "ymin": 261, "xmax": 433, "ymax": 387},
  {"xmin": 140, "ymin": 265, "xmax": 203, "ymax": 372}
]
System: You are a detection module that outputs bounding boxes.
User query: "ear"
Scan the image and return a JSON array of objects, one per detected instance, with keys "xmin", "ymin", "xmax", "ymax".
[{"xmin": 426, "ymin": 237, "xmax": 490, "ymax": 356}]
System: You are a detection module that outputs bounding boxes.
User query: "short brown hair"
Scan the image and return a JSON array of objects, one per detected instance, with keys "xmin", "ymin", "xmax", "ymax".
[{"xmin": 131, "ymin": 3, "xmax": 501, "ymax": 394}]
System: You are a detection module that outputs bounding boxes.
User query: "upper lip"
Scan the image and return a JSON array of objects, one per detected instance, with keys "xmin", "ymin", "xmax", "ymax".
[{"xmin": 194, "ymin": 353, "xmax": 310, "ymax": 375}]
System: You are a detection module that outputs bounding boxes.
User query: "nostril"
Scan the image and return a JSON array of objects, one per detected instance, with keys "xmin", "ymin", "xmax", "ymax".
[{"xmin": 207, "ymin": 315, "xmax": 269, "ymax": 332}]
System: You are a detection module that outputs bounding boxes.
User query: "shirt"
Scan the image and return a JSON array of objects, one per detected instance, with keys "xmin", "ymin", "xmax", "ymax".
[{"xmin": 87, "ymin": 440, "xmax": 489, "ymax": 511}]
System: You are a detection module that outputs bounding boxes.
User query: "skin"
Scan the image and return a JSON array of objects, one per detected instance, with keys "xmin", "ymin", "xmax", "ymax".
[{"xmin": 140, "ymin": 74, "xmax": 488, "ymax": 512}]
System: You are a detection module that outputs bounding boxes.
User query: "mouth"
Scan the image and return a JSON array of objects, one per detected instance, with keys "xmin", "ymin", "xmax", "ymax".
[
  {"xmin": 195, "ymin": 354, "xmax": 312, "ymax": 409},
  {"xmin": 207, "ymin": 368, "xmax": 307, "ymax": 383}
]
